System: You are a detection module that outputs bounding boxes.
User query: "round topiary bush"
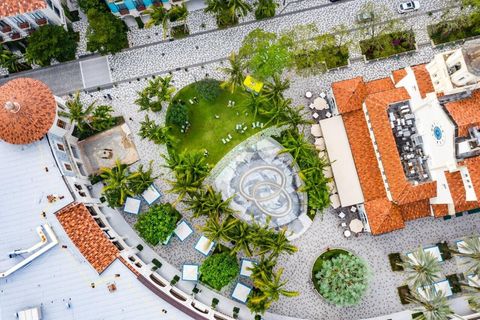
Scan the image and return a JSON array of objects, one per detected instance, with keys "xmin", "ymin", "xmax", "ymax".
[
  {"xmin": 200, "ymin": 252, "xmax": 239, "ymax": 290},
  {"xmin": 312, "ymin": 249, "xmax": 369, "ymax": 306}
]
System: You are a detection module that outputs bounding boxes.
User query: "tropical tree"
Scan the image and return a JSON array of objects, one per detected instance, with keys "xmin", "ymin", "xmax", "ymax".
[
  {"xmin": 168, "ymin": 4, "xmax": 188, "ymax": 22},
  {"xmin": 261, "ymin": 97, "xmax": 292, "ymax": 127},
  {"xmin": 144, "ymin": 6, "xmax": 169, "ymax": 38},
  {"xmin": 200, "ymin": 215, "xmax": 239, "ymax": 243},
  {"xmin": 356, "ymin": 1, "xmax": 402, "ymax": 40},
  {"xmin": 249, "ymin": 267, "xmax": 299, "ymax": 313},
  {"xmin": 243, "ymin": 92, "xmax": 266, "ymax": 120},
  {"xmin": 278, "ymin": 130, "xmax": 316, "ymax": 161},
  {"xmin": 0, "ymin": 48, "xmax": 29, "ymax": 73},
  {"xmin": 249, "ymin": 255, "xmax": 277, "ymax": 282},
  {"xmin": 257, "ymin": 228, "xmax": 297, "ymax": 258},
  {"xmin": 100, "ymin": 160, "xmax": 137, "ymax": 207},
  {"xmin": 448, "ymin": 237, "xmax": 480, "ymax": 275},
  {"xmin": 283, "ymin": 104, "xmax": 312, "ymax": 130},
  {"xmin": 128, "ymin": 161, "xmax": 157, "ymax": 195},
  {"xmin": 86, "ymin": 8, "xmax": 128, "ymax": 55},
  {"xmin": 134, "ymin": 203, "xmax": 180, "ymax": 245},
  {"xmin": 59, "ymin": 92, "xmax": 96, "ymax": 134},
  {"xmin": 136, "ymin": 76, "xmax": 176, "ymax": 112},
  {"xmin": 262, "ymin": 74, "xmax": 290, "ymax": 103},
  {"xmin": 205, "ymin": 0, "xmax": 251, "ymax": 27},
  {"xmin": 227, "ymin": 220, "xmax": 254, "ymax": 257},
  {"xmin": 185, "ymin": 185, "xmax": 235, "ymax": 218},
  {"xmin": 200, "ymin": 252, "xmax": 240, "ymax": 290},
  {"xmin": 255, "ymin": 0, "xmax": 278, "ymax": 20},
  {"xmin": 90, "ymin": 105, "xmax": 116, "ymax": 132},
  {"xmin": 220, "ymin": 52, "xmax": 245, "ymax": 93},
  {"xmin": 460, "ymin": 278, "xmax": 480, "ymax": 313},
  {"xmin": 400, "ymin": 247, "xmax": 443, "ymax": 289},
  {"xmin": 407, "ymin": 288, "xmax": 455, "ymax": 320},
  {"xmin": 138, "ymin": 115, "xmax": 176, "ymax": 146}
]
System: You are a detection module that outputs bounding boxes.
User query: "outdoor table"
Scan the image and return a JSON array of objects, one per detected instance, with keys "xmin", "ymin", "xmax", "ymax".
[
  {"xmin": 231, "ymin": 282, "xmax": 252, "ymax": 303},
  {"xmin": 240, "ymin": 259, "xmax": 256, "ymax": 278},
  {"xmin": 349, "ymin": 219, "xmax": 364, "ymax": 233},
  {"xmin": 313, "ymin": 97, "xmax": 328, "ymax": 110},
  {"xmin": 195, "ymin": 236, "xmax": 215, "ymax": 256},
  {"xmin": 124, "ymin": 197, "xmax": 141, "ymax": 214},
  {"xmin": 174, "ymin": 221, "xmax": 194, "ymax": 242},
  {"xmin": 305, "ymin": 91, "xmax": 313, "ymax": 98},
  {"xmin": 344, "ymin": 230, "xmax": 352, "ymax": 238},
  {"xmin": 182, "ymin": 264, "xmax": 199, "ymax": 281},
  {"xmin": 142, "ymin": 185, "xmax": 161, "ymax": 205}
]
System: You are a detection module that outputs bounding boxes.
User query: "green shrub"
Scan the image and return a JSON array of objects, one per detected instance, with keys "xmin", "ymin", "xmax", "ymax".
[
  {"xmin": 359, "ymin": 31, "xmax": 416, "ymax": 60},
  {"xmin": 78, "ymin": 0, "xmax": 108, "ymax": 12},
  {"xmin": 314, "ymin": 251, "xmax": 369, "ymax": 306},
  {"xmin": 134, "ymin": 203, "xmax": 181, "ymax": 246},
  {"xmin": 200, "ymin": 252, "xmax": 239, "ymax": 290},
  {"xmin": 166, "ymin": 100, "xmax": 189, "ymax": 129},
  {"xmin": 26, "ymin": 25, "xmax": 77, "ymax": 66},
  {"xmin": 86, "ymin": 9, "xmax": 128, "ymax": 55},
  {"xmin": 193, "ymin": 79, "xmax": 221, "ymax": 102}
]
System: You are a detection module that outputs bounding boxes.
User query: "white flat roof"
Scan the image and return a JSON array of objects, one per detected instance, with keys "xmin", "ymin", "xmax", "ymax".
[{"xmin": 320, "ymin": 116, "xmax": 364, "ymax": 207}]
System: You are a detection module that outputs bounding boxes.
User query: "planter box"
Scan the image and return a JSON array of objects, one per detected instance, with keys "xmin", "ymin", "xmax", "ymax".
[
  {"xmin": 153, "ymin": 1, "xmax": 163, "ymax": 6},
  {"xmin": 27, "ymin": 28, "xmax": 35, "ymax": 35},
  {"xmin": 120, "ymin": 8, "xmax": 130, "ymax": 15},
  {"xmin": 1, "ymin": 25, "xmax": 11, "ymax": 33},
  {"xmin": 18, "ymin": 22, "xmax": 29, "ymax": 29},
  {"xmin": 10, "ymin": 32, "xmax": 20, "ymax": 40},
  {"xmin": 327, "ymin": 58, "xmax": 351, "ymax": 72},
  {"xmin": 363, "ymin": 43, "xmax": 418, "ymax": 63},
  {"xmin": 136, "ymin": 5, "xmax": 146, "ymax": 11},
  {"xmin": 431, "ymin": 33, "xmax": 480, "ymax": 49},
  {"xmin": 36, "ymin": 18, "xmax": 47, "ymax": 26}
]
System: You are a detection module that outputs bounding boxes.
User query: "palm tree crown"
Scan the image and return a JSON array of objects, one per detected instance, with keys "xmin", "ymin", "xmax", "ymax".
[
  {"xmin": 220, "ymin": 52, "xmax": 245, "ymax": 93},
  {"xmin": 400, "ymin": 247, "xmax": 442, "ymax": 289}
]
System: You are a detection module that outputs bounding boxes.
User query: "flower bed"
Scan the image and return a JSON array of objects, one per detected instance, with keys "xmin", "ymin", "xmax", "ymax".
[
  {"xmin": 359, "ymin": 31, "xmax": 416, "ymax": 61},
  {"xmin": 428, "ymin": 15, "xmax": 480, "ymax": 45}
]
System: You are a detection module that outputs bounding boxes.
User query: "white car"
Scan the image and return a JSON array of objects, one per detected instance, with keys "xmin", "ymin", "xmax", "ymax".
[{"xmin": 398, "ymin": 1, "xmax": 420, "ymax": 14}]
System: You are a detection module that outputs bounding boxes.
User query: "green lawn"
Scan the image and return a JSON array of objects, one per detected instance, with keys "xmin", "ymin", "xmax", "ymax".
[{"xmin": 166, "ymin": 81, "xmax": 268, "ymax": 165}]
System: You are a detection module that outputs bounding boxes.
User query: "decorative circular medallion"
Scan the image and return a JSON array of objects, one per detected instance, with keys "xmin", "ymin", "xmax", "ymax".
[{"xmin": 431, "ymin": 124, "xmax": 445, "ymax": 145}]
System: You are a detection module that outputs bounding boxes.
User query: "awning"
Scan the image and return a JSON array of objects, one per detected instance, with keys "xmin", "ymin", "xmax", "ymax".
[{"xmin": 320, "ymin": 116, "xmax": 364, "ymax": 207}]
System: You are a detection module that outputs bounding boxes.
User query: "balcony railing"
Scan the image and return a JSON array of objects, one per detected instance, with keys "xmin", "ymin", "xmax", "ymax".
[
  {"xmin": 10, "ymin": 32, "xmax": 21, "ymax": 40},
  {"xmin": 18, "ymin": 21, "xmax": 29, "ymax": 29},
  {"xmin": 136, "ymin": 4, "xmax": 146, "ymax": 11},
  {"xmin": 1, "ymin": 25, "xmax": 11, "ymax": 33},
  {"xmin": 36, "ymin": 18, "xmax": 47, "ymax": 26},
  {"xmin": 119, "ymin": 8, "xmax": 130, "ymax": 15}
]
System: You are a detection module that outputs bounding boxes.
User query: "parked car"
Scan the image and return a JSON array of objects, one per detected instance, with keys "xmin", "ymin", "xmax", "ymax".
[
  {"xmin": 398, "ymin": 1, "xmax": 420, "ymax": 14},
  {"xmin": 356, "ymin": 11, "xmax": 374, "ymax": 23}
]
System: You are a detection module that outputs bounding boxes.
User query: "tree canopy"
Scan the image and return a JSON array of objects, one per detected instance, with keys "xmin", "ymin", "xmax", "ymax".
[
  {"xmin": 86, "ymin": 9, "xmax": 128, "ymax": 55},
  {"xmin": 134, "ymin": 203, "xmax": 181, "ymax": 245},
  {"xmin": 26, "ymin": 25, "xmax": 77, "ymax": 66},
  {"xmin": 200, "ymin": 252, "xmax": 239, "ymax": 290}
]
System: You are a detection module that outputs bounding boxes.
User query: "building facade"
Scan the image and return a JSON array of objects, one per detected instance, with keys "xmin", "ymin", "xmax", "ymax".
[{"xmin": 0, "ymin": 0, "xmax": 68, "ymax": 44}]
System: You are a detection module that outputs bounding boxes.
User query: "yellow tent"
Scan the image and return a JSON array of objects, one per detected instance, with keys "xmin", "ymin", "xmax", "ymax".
[{"xmin": 243, "ymin": 75, "xmax": 264, "ymax": 93}]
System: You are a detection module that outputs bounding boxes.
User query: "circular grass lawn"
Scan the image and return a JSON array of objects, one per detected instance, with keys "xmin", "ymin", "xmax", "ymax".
[
  {"xmin": 166, "ymin": 80, "xmax": 269, "ymax": 164},
  {"xmin": 311, "ymin": 249, "xmax": 369, "ymax": 306}
]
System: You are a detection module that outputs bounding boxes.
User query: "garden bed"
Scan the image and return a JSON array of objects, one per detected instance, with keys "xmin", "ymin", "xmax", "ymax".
[
  {"xmin": 171, "ymin": 25, "xmax": 189, "ymax": 39},
  {"xmin": 446, "ymin": 274, "xmax": 462, "ymax": 294},
  {"xmin": 428, "ymin": 15, "xmax": 480, "ymax": 45},
  {"xmin": 437, "ymin": 241, "xmax": 452, "ymax": 261},
  {"xmin": 397, "ymin": 285, "xmax": 411, "ymax": 305},
  {"xmin": 388, "ymin": 252, "xmax": 404, "ymax": 271},
  {"xmin": 292, "ymin": 45, "xmax": 349, "ymax": 73},
  {"xmin": 73, "ymin": 116, "xmax": 124, "ymax": 140},
  {"xmin": 360, "ymin": 31, "xmax": 416, "ymax": 61}
]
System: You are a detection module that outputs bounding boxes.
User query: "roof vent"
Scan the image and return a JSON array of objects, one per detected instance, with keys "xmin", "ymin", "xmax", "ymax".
[{"xmin": 4, "ymin": 101, "xmax": 20, "ymax": 113}]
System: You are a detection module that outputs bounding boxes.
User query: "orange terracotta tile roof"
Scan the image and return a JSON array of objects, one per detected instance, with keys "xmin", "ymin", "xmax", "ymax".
[
  {"xmin": 365, "ymin": 88, "xmax": 437, "ymax": 205},
  {"xmin": 331, "ymin": 77, "xmax": 367, "ymax": 114},
  {"xmin": 431, "ymin": 204, "xmax": 449, "ymax": 217},
  {"xmin": 444, "ymin": 170, "xmax": 478, "ymax": 212},
  {"xmin": 342, "ymin": 110, "xmax": 386, "ymax": 201},
  {"xmin": 365, "ymin": 77, "xmax": 395, "ymax": 95},
  {"xmin": 445, "ymin": 90, "xmax": 480, "ymax": 137},
  {"xmin": 364, "ymin": 198, "xmax": 405, "ymax": 235},
  {"xmin": 392, "ymin": 69, "xmax": 407, "ymax": 84},
  {"xmin": 0, "ymin": 0, "xmax": 46, "ymax": 17},
  {"xmin": 56, "ymin": 203, "xmax": 119, "ymax": 273},
  {"xmin": 400, "ymin": 200, "xmax": 431, "ymax": 221},
  {"xmin": 0, "ymin": 78, "xmax": 57, "ymax": 145},
  {"xmin": 412, "ymin": 64, "xmax": 435, "ymax": 98}
]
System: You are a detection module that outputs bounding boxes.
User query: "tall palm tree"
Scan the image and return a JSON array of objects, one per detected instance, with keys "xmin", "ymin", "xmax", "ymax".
[
  {"xmin": 200, "ymin": 215, "xmax": 239, "ymax": 243},
  {"xmin": 262, "ymin": 97, "xmax": 292, "ymax": 127},
  {"xmin": 0, "ymin": 49, "xmax": 28, "ymax": 73},
  {"xmin": 59, "ymin": 92, "xmax": 96, "ymax": 133},
  {"xmin": 185, "ymin": 186, "xmax": 235, "ymax": 218},
  {"xmin": 407, "ymin": 288, "xmax": 456, "ymax": 320},
  {"xmin": 227, "ymin": 220, "xmax": 253, "ymax": 257},
  {"xmin": 449, "ymin": 237, "xmax": 480, "ymax": 275},
  {"xmin": 262, "ymin": 74, "xmax": 290, "ymax": 103},
  {"xmin": 254, "ymin": 0, "xmax": 278, "ymax": 20},
  {"xmin": 100, "ymin": 160, "xmax": 136, "ymax": 207},
  {"xmin": 242, "ymin": 91, "xmax": 266, "ymax": 120},
  {"xmin": 250, "ymin": 267, "xmax": 299, "ymax": 309},
  {"xmin": 139, "ymin": 115, "xmax": 176, "ymax": 146},
  {"xmin": 219, "ymin": 52, "xmax": 245, "ymax": 93},
  {"xmin": 460, "ymin": 278, "xmax": 480, "ymax": 313},
  {"xmin": 91, "ymin": 105, "xmax": 116, "ymax": 132},
  {"xmin": 283, "ymin": 105, "xmax": 313, "ymax": 130},
  {"xmin": 144, "ymin": 5, "xmax": 169, "ymax": 38},
  {"xmin": 257, "ymin": 228, "xmax": 297, "ymax": 258},
  {"xmin": 156, "ymin": 75, "xmax": 176, "ymax": 104},
  {"xmin": 166, "ymin": 173, "xmax": 202, "ymax": 206},
  {"xmin": 278, "ymin": 130, "xmax": 316, "ymax": 161},
  {"xmin": 169, "ymin": 3, "xmax": 188, "ymax": 23},
  {"xmin": 400, "ymin": 247, "xmax": 442, "ymax": 289},
  {"xmin": 250, "ymin": 255, "xmax": 276, "ymax": 282},
  {"xmin": 128, "ymin": 161, "xmax": 157, "ymax": 194},
  {"xmin": 227, "ymin": 0, "xmax": 252, "ymax": 19}
]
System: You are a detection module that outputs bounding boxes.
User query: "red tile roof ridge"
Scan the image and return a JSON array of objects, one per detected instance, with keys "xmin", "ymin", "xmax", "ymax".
[
  {"xmin": 0, "ymin": 0, "xmax": 46, "ymax": 17},
  {"xmin": 331, "ymin": 76, "xmax": 367, "ymax": 114}
]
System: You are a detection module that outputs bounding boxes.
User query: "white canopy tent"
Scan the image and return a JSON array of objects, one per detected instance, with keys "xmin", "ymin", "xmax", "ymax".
[{"xmin": 320, "ymin": 116, "xmax": 364, "ymax": 207}]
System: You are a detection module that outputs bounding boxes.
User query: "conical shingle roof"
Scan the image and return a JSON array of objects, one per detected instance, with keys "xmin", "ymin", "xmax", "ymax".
[{"xmin": 0, "ymin": 78, "xmax": 57, "ymax": 145}]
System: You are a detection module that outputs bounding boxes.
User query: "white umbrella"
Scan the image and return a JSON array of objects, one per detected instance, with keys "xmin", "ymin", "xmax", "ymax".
[
  {"xmin": 310, "ymin": 124, "xmax": 322, "ymax": 137},
  {"xmin": 313, "ymin": 97, "xmax": 328, "ymax": 110},
  {"xmin": 349, "ymin": 219, "xmax": 364, "ymax": 233}
]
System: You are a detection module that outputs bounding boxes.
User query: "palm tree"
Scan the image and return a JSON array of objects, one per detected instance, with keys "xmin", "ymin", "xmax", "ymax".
[
  {"xmin": 278, "ymin": 130, "xmax": 316, "ymax": 161},
  {"xmin": 169, "ymin": 3, "xmax": 188, "ymax": 23},
  {"xmin": 144, "ymin": 5, "xmax": 169, "ymax": 38},
  {"xmin": 139, "ymin": 115, "xmax": 175, "ymax": 146},
  {"xmin": 91, "ymin": 105, "xmax": 116, "ymax": 132},
  {"xmin": 200, "ymin": 215, "xmax": 238, "ymax": 243},
  {"xmin": 283, "ymin": 105, "xmax": 313, "ymax": 130},
  {"xmin": 400, "ymin": 247, "xmax": 442, "ymax": 289},
  {"xmin": 254, "ymin": 0, "xmax": 278, "ymax": 20},
  {"xmin": 219, "ymin": 52, "xmax": 245, "ymax": 93},
  {"xmin": 242, "ymin": 92, "xmax": 266, "ymax": 120},
  {"xmin": 448, "ymin": 237, "xmax": 480, "ymax": 275},
  {"xmin": 257, "ymin": 228, "xmax": 297, "ymax": 258},
  {"xmin": 227, "ymin": 220, "xmax": 253, "ymax": 257},
  {"xmin": 100, "ymin": 160, "xmax": 136, "ymax": 207},
  {"xmin": 250, "ymin": 267, "xmax": 299, "ymax": 310},
  {"xmin": 59, "ymin": 92, "xmax": 96, "ymax": 133},
  {"xmin": 262, "ymin": 97, "xmax": 292, "ymax": 127},
  {"xmin": 250, "ymin": 255, "xmax": 276, "ymax": 282},
  {"xmin": 227, "ymin": 0, "xmax": 252, "ymax": 20},
  {"xmin": 185, "ymin": 186, "xmax": 235, "ymax": 218},
  {"xmin": 460, "ymin": 278, "xmax": 480, "ymax": 312},
  {"xmin": 262, "ymin": 74, "xmax": 290, "ymax": 103},
  {"xmin": 0, "ymin": 49, "xmax": 28, "ymax": 73},
  {"xmin": 407, "ymin": 288, "xmax": 455, "ymax": 320},
  {"xmin": 128, "ymin": 161, "xmax": 157, "ymax": 194},
  {"xmin": 166, "ymin": 173, "xmax": 202, "ymax": 206},
  {"xmin": 157, "ymin": 75, "xmax": 176, "ymax": 104}
]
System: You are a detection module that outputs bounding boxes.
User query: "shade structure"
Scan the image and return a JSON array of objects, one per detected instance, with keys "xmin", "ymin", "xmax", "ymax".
[
  {"xmin": 349, "ymin": 219, "xmax": 363, "ymax": 233},
  {"xmin": 0, "ymin": 78, "xmax": 57, "ymax": 145}
]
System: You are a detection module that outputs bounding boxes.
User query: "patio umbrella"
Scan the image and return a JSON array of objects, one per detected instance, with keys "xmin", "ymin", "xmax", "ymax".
[
  {"xmin": 310, "ymin": 124, "xmax": 322, "ymax": 137},
  {"xmin": 349, "ymin": 219, "xmax": 363, "ymax": 233},
  {"xmin": 313, "ymin": 97, "xmax": 328, "ymax": 110},
  {"xmin": 0, "ymin": 78, "xmax": 57, "ymax": 145}
]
